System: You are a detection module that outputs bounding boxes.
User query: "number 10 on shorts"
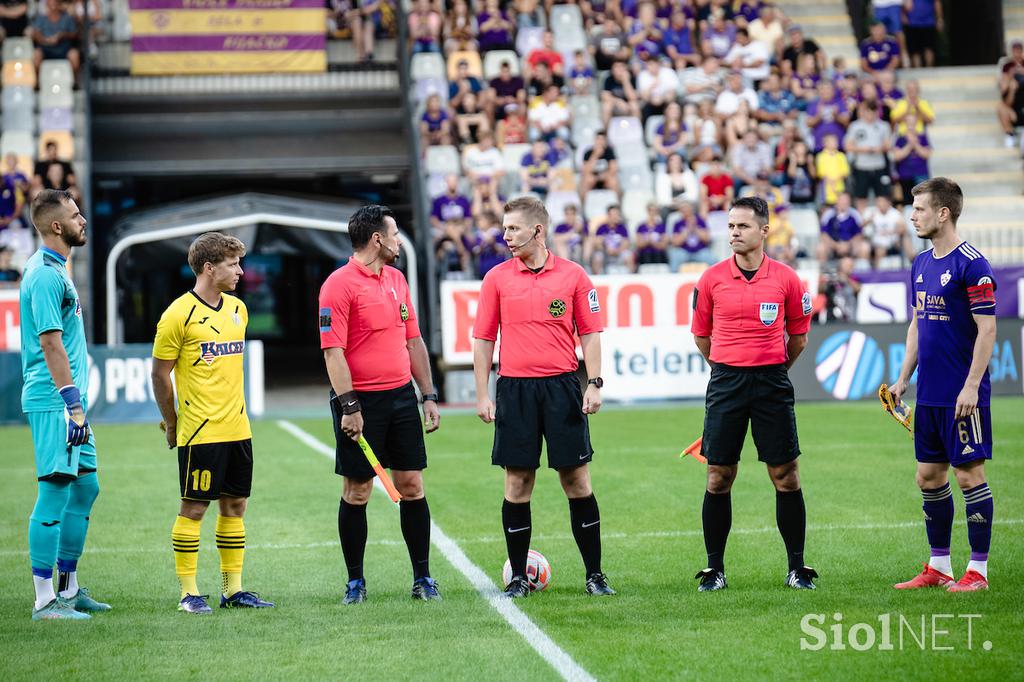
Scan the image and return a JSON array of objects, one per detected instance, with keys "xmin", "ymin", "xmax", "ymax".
[{"xmin": 191, "ymin": 469, "xmax": 212, "ymax": 492}]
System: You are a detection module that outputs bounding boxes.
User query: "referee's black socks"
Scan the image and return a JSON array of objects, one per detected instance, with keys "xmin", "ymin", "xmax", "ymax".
[
  {"xmin": 776, "ymin": 489, "xmax": 806, "ymax": 572},
  {"xmin": 400, "ymin": 497, "xmax": 432, "ymax": 579},
  {"xmin": 502, "ymin": 500, "xmax": 531, "ymax": 577},
  {"xmin": 568, "ymin": 494, "xmax": 602, "ymax": 576},
  {"xmin": 702, "ymin": 491, "xmax": 732, "ymax": 572},
  {"xmin": 338, "ymin": 499, "xmax": 368, "ymax": 582}
]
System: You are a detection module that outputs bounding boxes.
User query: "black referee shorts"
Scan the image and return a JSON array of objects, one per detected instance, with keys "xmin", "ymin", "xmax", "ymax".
[
  {"xmin": 492, "ymin": 372, "xmax": 593, "ymax": 470},
  {"xmin": 702, "ymin": 363, "xmax": 800, "ymax": 467},
  {"xmin": 330, "ymin": 382, "xmax": 427, "ymax": 479}
]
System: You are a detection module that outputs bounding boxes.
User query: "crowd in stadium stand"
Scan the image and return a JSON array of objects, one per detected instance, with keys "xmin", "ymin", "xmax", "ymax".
[{"xmin": 411, "ymin": 0, "xmax": 943, "ymax": 306}]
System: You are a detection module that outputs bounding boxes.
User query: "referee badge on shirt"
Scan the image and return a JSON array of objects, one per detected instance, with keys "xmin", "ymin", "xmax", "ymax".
[
  {"xmin": 801, "ymin": 292, "xmax": 812, "ymax": 316},
  {"xmin": 319, "ymin": 307, "xmax": 332, "ymax": 332},
  {"xmin": 759, "ymin": 302, "xmax": 779, "ymax": 326},
  {"xmin": 400, "ymin": 302, "xmax": 409, "ymax": 322},
  {"xmin": 548, "ymin": 299, "xmax": 567, "ymax": 318}
]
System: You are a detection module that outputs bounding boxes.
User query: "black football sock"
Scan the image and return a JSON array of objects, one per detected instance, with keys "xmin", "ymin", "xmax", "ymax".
[
  {"xmin": 400, "ymin": 497, "xmax": 432, "ymax": 580},
  {"xmin": 776, "ymin": 489, "xmax": 806, "ymax": 572},
  {"xmin": 338, "ymin": 499, "xmax": 368, "ymax": 582},
  {"xmin": 568, "ymin": 494, "xmax": 602, "ymax": 576},
  {"xmin": 702, "ymin": 491, "xmax": 732, "ymax": 572},
  {"xmin": 502, "ymin": 499, "xmax": 531, "ymax": 578}
]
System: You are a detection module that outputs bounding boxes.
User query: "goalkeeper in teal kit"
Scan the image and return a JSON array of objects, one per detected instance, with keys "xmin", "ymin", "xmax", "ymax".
[{"xmin": 20, "ymin": 189, "xmax": 110, "ymax": 620}]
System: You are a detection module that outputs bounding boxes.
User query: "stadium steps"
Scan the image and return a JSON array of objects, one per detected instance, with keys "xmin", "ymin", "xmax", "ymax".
[
  {"xmin": 899, "ymin": 64, "xmax": 1024, "ymax": 262},
  {"xmin": 775, "ymin": 0, "xmax": 858, "ymax": 64}
]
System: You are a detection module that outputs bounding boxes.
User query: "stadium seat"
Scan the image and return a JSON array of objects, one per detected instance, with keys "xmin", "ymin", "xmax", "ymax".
[
  {"xmin": 550, "ymin": 4, "xmax": 583, "ymax": 34},
  {"xmin": 111, "ymin": 0, "xmax": 132, "ymax": 42},
  {"xmin": 607, "ymin": 116, "xmax": 644, "ymax": 148},
  {"xmin": 644, "ymin": 115, "xmax": 664, "ymax": 147},
  {"xmin": 614, "ymin": 144, "xmax": 649, "ymax": 171},
  {"xmin": 412, "ymin": 76, "xmax": 449, "ymax": 104},
  {"xmin": 446, "ymin": 51, "xmax": 483, "ymax": 81},
  {"xmin": 39, "ymin": 83, "xmax": 73, "ymax": 110},
  {"xmin": 2, "ymin": 60, "xmax": 36, "ymax": 88},
  {"xmin": 706, "ymin": 211, "xmax": 731, "ymax": 260},
  {"xmin": 39, "ymin": 107, "xmax": 73, "ymax": 132},
  {"xmin": 425, "ymin": 173, "xmax": 447, "ymax": 198},
  {"xmin": 501, "ymin": 143, "xmax": 530, "ymax": 174},
  {"xmin": 621, "ymin": 190, "xmax": 654, "ymax": 226},
  {"xmin": 545, "ymin": 190, "xmax": 581, "ymax": 222},
  {"xmin": 424, "ymin": 145, "xmax": 461, "ymax": 177},
  {"xmin": 553, "ymin": 28, "xmax": 587, "ymax": 54},
  {"xmin": 789, "ymin": 208, "xmax": 821, "ymax": 257},
  {"xmin": 515, "ymin": 27, "xmax": 545, "ymax": 58},
  {"xmin": 1, "ymin": 87, "xmax": 35, "ymax": 133},
  {"xmin": 571, "ymin": 119, "xmax": 599, "ymax": 151},
  {"xmin": 38, "ymin": 131, "xmax": 74, "ymax": 160},
  {"xmin": 570, "ymin": 95, "xmax": 600, "ymax": 126},
  {"xmin": 411, "ymin": 52, "xmax": 446, "ymax": 82},
  {"xmin": 483, "ymin": 50, "xmax": 521, "ymax": 79},
  {"xmin": 39, "ymin": 60, "xmax": 74, "ymax": 91},
  {"xmin": 1, "ymin": 130, "xmax": 34, "ymax": 159},
  {"xmin": 620, "ymin": 165, "xmax": 654, "ymax": 193},
  {"xmin": 2, "ymin": 37, "xmax": 33, "ymax": 62},
  {"xmin": 500, "ymin": 172, "xmax": 522, "ymax": 197},
  {"xmin": 584, "ymin": 189, "xmax": 618, "ymax": 221},
  {"xmin": 665, "ymin": 211, "xmax": 683, "ymax": 232}
]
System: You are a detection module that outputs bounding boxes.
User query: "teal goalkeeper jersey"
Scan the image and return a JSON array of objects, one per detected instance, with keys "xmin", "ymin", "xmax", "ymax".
[{"xmin": 20, "ymin": 247, "xmax": 89, "ymax": 413}]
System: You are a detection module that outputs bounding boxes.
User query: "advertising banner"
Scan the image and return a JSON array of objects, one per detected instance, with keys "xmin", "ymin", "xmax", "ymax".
[
  {"xmin": 441, "ymin": 270, "xmax": 820, "ymax": 401},
  {"xmin": 790, "ymin": 321, "xmax": 1023, "ymax": 401},
  {"xmin": 128, "ymin": 0, "xmax": 327, "ymax": 75},
  {"xmin": 0, "ymin": 342, "xmax": 264, "ymax": 425}
]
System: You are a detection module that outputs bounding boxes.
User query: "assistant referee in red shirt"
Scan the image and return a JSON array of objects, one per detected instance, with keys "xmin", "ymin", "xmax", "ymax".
[
  {"xmin": 691, "ymin": 196, "xmax": 817, "ymax": 592},
  {"xmin": 473, "ymin": 196, "xmax": 614, "ymax": 598},
  {"xmin": 318, "ymin": 204, "xmax": 442, "ymax": 604}
]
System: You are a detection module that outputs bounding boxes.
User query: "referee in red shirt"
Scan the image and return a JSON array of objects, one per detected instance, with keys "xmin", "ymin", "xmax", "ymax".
[
  {"xmin": 318, "ymin": 205, "xmax": 442, "ymax": 604},
  {"xmin": 691, "ymin": 197, "xmax": 817, "ymax": 591},
  {"xmin": 473, "ymin": 196, "xmax": 614, "ymax": 598}
]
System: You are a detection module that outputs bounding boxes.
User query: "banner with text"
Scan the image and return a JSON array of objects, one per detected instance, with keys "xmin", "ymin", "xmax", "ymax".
[
  {"xmin": 789, "ymin": 321, "xmax": 1023, "ymax": 401},
  {"xmin": 441, "ymin": 271, "xmax": 819, "ymax": 401},
  {"xmin": 128, "ymin": 0, "xmax": 327, "ymax": 75},
  {"xmin": 0, "ymin": 342, "xmax": 264, "ymax": 425}
]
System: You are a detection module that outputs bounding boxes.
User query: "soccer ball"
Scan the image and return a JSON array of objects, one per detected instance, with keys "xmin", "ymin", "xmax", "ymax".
[{"xmin": 501, "ymin": 549, "xmax": 551, "ymax": 591}]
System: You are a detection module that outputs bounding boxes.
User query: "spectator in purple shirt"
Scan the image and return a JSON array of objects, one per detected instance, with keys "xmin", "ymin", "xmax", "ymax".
[
  {"xmin": 859, "ymin": 21, "xmax": 900, "ymax": 75},
  {"xmin": 876, "ymin": 70, "xmax": 904, "ymax": 119},
  {"xmin": 552, "ymin": 203, "xmax": 587, "ymax": 264},
  {"xmin": 668, "ymin": 201, "xmax": 713, "ymax": 270},
  {"xmin": 590, "ymin": 205, "xmax": 635, "ymax": 274},
  {"xmin": 420, "ymin": 93, "xmax": 451, "ymax": 146},
  {"xmin": 472, "ymin": 210, "xmax": 510, "ymax": 278},
  {"xmin": 892, "ymin": 110, "xmax": 932, "ymax": 204},
  {"xmin": 664, "ymin": 9, "xmax": 699, "ymax": 69},
  {"xmin": 520, "ymin": 140, "xmax": 553, "ymax": 197},
  {"xmin": 430, "ymin": 174, "xmax": 471, "ymax": 241},
  {"xmin": 806, "ymin": 80, "xmax": 850, "ymax": 152},
  {"xmin": 904, "ymin": 0, "xmax": 943, "ymax": 68},
  {"xmin": 817, "ymin": 192, "xmax": 870, "ymax": 264},
  {"xmin": 701, "ymin": 10, "xmax": 736, "ymax": 59},
  {"xmin": 476, "ymin": 0, "xmax": 514, "ymax": 52},
  {"xmin": 488, "ymin": 61, "xmax": 526, "ymax": 121},
  {"xmin": 635, "ymin": 203, "xmax": 669, "ymax": 266}
]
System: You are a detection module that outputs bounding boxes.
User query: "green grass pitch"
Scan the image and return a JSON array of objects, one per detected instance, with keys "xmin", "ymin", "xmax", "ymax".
[{"xmin": 0, "ymin": 399, "xmax": 1021, "ymax": 680}]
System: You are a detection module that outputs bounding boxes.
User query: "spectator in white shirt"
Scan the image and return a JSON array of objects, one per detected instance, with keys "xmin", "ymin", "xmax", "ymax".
[
  {"xmin": 636, "ymin": 57, "xmax": 681, "ymax": 123},
  {"xmin": 682, "ymin": 56, "xmax": 723, "ymax": 106},
  {"xmin": 463, "ymin": 130, "xmax": 505, "ymax": 198},
  {"xmin": 747, "ymin": 4, "xmax": 785, "ymax": 58},
  {"xmin": 861, "ymin": 193, "xmax": 911, "ymax": 266},
  {"xmin": 528, "ymin": 84, "xmax": 571, "ymax": 143},
  {"xmin": 714, "ymin": 70, "xmax": 759, "ymax": 120},
  {"xmin": 655, "ymin": 152, "xmax": 700, "ymax": 208},
  {"xmin": 724, "ymin": 28, "xmax": 770, "ymax": 84},
  {"xmin": 729, "ymin": 129, "xmax": 773, "ymax": 192}
]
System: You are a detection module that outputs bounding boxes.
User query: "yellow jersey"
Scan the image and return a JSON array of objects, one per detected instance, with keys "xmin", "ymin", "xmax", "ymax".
[{"xmin": 153, "ymin": 290, "xmax": 251, "ymax": 446}]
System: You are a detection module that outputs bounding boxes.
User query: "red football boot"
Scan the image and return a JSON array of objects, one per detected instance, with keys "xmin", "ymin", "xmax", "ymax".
[
  {"xmin": 947, "ymin": 569, "xmax": 989, "ymax": 592},
  {"xmin": 894, "ymin": 563, "xmax": 954, "ymax": 589}
]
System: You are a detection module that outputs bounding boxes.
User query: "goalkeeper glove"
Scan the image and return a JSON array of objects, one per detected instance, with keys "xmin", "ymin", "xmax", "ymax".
[
  {"xmin": 60, "ymin": 385, "xmax": 91, "ymax": 447},
  {"xmin": 878, "ymin": 383, "xmax": 913, "ymax": 438}
]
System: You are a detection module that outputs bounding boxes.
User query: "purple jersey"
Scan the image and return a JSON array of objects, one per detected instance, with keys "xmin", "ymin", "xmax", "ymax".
[
  {"xmin": 860, "ymin": 39, "xmax": 899, "ymax": 70},
  {"xmin": 595, "ymin": 221, "xmax": 629, "ymax": 250},
  {"xmin": 431, "ymin": 194, "xmax": 470, "ymax": 222},
  {"xmin": 820, "ymin": 207, "xmax": 861, "ymax": 242},
  {"xmin": 636, "ymin": 221, "xmax": 666, "ymax": 244},
  {"xmin": 912, "ymin": 242, "xmax": 997, "ymax": 407}
]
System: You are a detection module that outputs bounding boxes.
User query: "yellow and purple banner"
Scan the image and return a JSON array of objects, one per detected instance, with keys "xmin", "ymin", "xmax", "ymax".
[{"xmin": 128, "ymin": 0, "xmax": 327, "ymax": 75}]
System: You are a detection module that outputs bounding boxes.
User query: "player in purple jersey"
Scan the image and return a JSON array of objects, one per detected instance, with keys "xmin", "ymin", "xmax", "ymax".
[{"xmin": 890, "ymin": 178, "xmax": 996, "ymax": 593}]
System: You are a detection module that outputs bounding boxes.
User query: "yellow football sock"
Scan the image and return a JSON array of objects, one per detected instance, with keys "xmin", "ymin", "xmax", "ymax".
[
  {"xmin": 216, "ymin": 515, "xmax": 245, "ymax": 597},
  {"xmin": 171, "ymin": 515, "xmax": 201, "ymax": 599}
]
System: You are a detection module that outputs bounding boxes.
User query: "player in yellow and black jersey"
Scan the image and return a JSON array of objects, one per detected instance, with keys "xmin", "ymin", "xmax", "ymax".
[{"xmin": 151, "ymin": 232, "xmax": 273, "ymax": 614}]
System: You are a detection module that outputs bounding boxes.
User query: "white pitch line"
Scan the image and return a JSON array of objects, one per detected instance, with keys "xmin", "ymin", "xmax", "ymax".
[{"xmin": 276, "ymin": 419, "xmax": 596, "ymax": 682}]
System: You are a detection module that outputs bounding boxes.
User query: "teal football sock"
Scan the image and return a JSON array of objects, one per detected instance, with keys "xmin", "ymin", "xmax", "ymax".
[
  {"xmin": 29, "ymin": 480, "xmax": 71, "ymax": 573},
  {"xmin": 57, "ymin": 472, "xmax": 99, "ymax": 565}
]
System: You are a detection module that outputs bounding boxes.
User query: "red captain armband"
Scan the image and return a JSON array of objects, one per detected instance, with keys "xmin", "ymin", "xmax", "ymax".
[{"xmin": 967, "ymin": 281, "xmax": 996, "ymax": 307}]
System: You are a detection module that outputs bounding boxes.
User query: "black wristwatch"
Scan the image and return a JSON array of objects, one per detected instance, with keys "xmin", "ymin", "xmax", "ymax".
[
  {"xmin": 421, "ymin": 392, "xmax": 439, "ymax": 404},
  {"xmin": 587, "ymin": 377, "xmax": 604, "ymax": 389}
]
